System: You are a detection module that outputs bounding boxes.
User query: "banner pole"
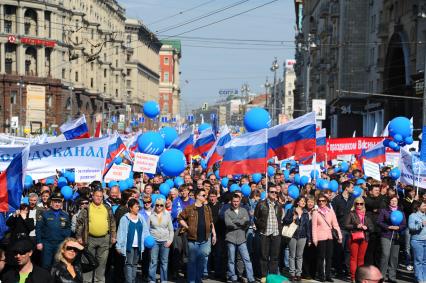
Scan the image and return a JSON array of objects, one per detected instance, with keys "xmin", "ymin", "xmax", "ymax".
[{"xmin": 265, "ymin": 128, "xmax": 269, "ymax": 193}]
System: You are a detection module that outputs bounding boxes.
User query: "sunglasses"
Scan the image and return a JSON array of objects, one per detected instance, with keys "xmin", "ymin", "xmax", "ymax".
[
  {"xmin": 269, "ymin": 191, "xmax": 278, "ymax": 194},
  {"xmin": 318, "ymin": 199, "xmax": 327, "ymax": 203},
  {"xmin": 81, "ymin": 202, "xmax": 89, "ymax": 205},
  {"xmin": 155, "ymin": 204, "xmax": 164, "ymax": 207},
  {"xmin": 65, "ymin": 246, "xmax": 80, "ymax": 252},
  {"xmin": 144, "ymin": 201, "xmax": 152, "ymax": 204},
  {"xmin": 355, "ymin": 203, "xmax": 364, "ymax": 206},
  {"xmin": 14, "ymin": 250, "xmax": 31, "ymax": 255}
]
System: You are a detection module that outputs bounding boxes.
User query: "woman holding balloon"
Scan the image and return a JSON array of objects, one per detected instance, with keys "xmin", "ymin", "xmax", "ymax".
[
  {"xmin": 408, "ymin": 201, "xmax": 426, "ymax": 283},
  {"xmin": 377, "ymin": 196, "xmax": 406, "ymax": 283}
]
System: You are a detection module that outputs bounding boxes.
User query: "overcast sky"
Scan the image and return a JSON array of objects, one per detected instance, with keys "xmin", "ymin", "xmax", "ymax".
[{"xmin": 119, "ymin": 0, "xmax": 295, "ymax": 114}]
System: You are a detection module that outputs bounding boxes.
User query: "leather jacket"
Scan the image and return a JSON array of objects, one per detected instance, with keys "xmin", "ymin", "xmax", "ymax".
[
  {"xmin": 254, "ymin": 199, "xmax": 283, "ymax": 234},
  {"xmin": 50, "ymin": 249, "xmax": 98, "ymax": 283}
]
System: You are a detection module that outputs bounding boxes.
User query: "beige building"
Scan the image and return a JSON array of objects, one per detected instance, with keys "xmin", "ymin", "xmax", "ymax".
[{"xmin": 0, "ymin": 0, "xmax": 161, "ymax": 134}]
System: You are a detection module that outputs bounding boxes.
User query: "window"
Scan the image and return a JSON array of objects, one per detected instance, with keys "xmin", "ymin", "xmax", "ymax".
[
  {"xmin": 104, "ymin": 83, "xmax": 107, "ymax": 93},
  {"xmin": 126, "ymin": 80, "xmax": 131, "ymax": 88},
  {"xmin": 116, "ymin": 47, "xmax": 118, "ymax": 55},
  {"xmin": 370, "ymin": 14, "xmax": 376, "ymax": 32},
  {"xmin": 163, "ymin": 72, "xmax": 169, "ymax": 82},
  {"xmin": 369, "ymin": 47, "xmax": 375, "ymax": 66},
  {"xmin": 75, "ymin": 71, "xmax": 79, "ymax": 82},
  {"xmin": 10, "ymin": 91, "xmax": 17, "ymax": 104},
  {"xmin": 164, "ymin": 57, "xmax": 169, "ymax": 65},
  {"xmin": 104, "ymin": 69, "xmax": 107, "ymax": 78},
  {"xmin": 127, "ymin": 69, "xmax": 131, "ymax": 76},
  {"xmin": 47, "ymin": 95, "xmax": 53, "ymax": 108},
  {"xmin": 115, "ymin": 89, "xmax": 118, "ymax": 97},
  {"xmin": 91, "ymin": 62, "xmax": 94, "ymax": 71},
  {"xmin": 90, "ymin": 78, "xmax": 94, "ymax": 88},
  {"xmin": 115, "ymin": 75, "xmax": 118, "ymax": 83},
  {"xmin": 115, "ymin": 60, "xmax": 118, "ymax": 68},
  {"xmin": 62, "ymin": 68, "xmax": 66, "ymax": 79},
  {"xmin": 5, "ymin": 20, "xmax": 12, "ymax": 33}
]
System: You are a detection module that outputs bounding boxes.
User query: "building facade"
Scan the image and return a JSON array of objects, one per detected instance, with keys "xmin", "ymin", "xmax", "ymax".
[{"xmin": 0, "ymin": 0, "xmax": 161, "ymax": 134}]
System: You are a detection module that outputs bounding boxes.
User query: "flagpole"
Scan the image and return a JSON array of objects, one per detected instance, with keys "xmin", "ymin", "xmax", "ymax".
[{"xmin": 265, "ymin": 128, "xmax": 269, "ymax": 193}]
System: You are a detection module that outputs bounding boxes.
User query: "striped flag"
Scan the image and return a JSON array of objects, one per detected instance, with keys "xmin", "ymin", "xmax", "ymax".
[
  {"xmin": 60, "ymin": 115, "xmax": 90, "ymax": 140},
  {"xmin": 206, "ymin": 126, "xmax": 232, "ymax": 168}
]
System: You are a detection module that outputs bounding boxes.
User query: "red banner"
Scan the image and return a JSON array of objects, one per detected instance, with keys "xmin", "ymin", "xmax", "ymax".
[{"xmin": 326, "ymin": 137, "xmax": 384, "ymax": 159}]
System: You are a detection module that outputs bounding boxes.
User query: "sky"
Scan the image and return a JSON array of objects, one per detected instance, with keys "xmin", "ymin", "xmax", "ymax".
[{"xmin": 118, "ymin": 0, "xmax": 296, "ymax": 114}]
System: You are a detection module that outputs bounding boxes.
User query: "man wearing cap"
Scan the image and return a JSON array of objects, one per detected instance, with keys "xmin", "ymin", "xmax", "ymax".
[
  {"xmin": 2, "ymin": 239, "xmax": 52, "ymax": 283},
  {"xmin": 35, "ymin": 192, "xmax": 71, "ymax": 270}
]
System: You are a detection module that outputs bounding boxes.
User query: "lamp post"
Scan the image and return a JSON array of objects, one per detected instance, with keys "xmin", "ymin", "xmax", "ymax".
[
  {"xmin": 263, "ymin": 78, "xmax": 271, "ymax": 110},
  {"xmin": 270, "ymin": 57, "xmax": 279, "ymax": 125},
  {"xmin": 17, "ymin": 77, "xmax": 25, "ymax": 136},
  {"xmin": 305, "ymin": 34, "xmax": 317, "ymax": 114},
  {"xmin": 68, "ymin": 85, "xmax": 74, "ymax": 121}
]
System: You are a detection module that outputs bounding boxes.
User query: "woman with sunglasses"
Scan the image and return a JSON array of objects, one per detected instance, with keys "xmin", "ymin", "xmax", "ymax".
[
  {"xmin": 51, "ymin": 238, "xmax": 98, "ymax": 283},
  {"xmin": 377, "ymin": 195, "xmax": 406, "ymax": 283},
  {"xmin": 408, "ymin": 201, "xmax": 426, "ymax": 283},
  {"xmin": 312, "ymin": 193, "xmax": 342, "ymax": 282},
  {"xmin": 148, "ymin": 198, "xmax": 174, "ymax": 283},
  {"xmin": 344, "ymin": 197, "xmax": 374, "ymax": 283}
]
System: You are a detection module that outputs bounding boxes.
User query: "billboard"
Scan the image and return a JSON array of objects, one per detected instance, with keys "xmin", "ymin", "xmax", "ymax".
[
  {"xmin": 26, "ymin": 85, "xmax": 45, "ymax": 130},
  {"xmin": 312, "ymin": 99, "xmax": 326, "ymax": 120}
]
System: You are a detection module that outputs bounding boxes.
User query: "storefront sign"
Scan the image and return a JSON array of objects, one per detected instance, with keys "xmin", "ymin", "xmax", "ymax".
[{"xmin": 8, "ymin": 35, "xmax": 56, "ymax": 47}]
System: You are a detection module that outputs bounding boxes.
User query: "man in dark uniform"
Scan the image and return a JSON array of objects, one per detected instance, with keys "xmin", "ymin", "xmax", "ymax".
[{"xmin": 35, "ymin": 192, "xmax": 71, "ymax": 270}]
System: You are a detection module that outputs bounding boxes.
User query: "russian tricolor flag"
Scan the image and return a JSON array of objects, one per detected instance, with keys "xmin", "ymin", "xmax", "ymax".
[
  {"xmin": 0, "ymin": 146, "xmax": 29, "ymax": 212},
  {"xmin": 220, "ymin": 129, "xmax": 267, "ymax": 175},
  {"xmin": 60, "ymin": 115, "xmax": 90, "ymax": 140},
  {"xmin": 361, "ymin": 140, "xmax": 386, "ymax": 164},
  {"xmin": 169, "ymin": 127, "xmax": 194, "ymax": 159},
  {"xmin": 104, "ymin": 134, "xmax": 127, "ymax": 173},
  {"xmin": 316, "ymin": 128, "xmax": 327, "ymax": 162},
  {"xmin": 193, "ymin": 128, "xmax": 216, "ymax": 156},
  {"xmin": 206, "ymin": 126, "xmax": 232, "ymax": 168},
  {"xmin": 267, "ymin": 112, "xmax": 316, "ymax": 160}
]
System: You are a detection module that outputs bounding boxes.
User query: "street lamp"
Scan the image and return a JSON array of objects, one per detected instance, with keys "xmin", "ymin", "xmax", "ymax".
[
  {"xmin": 263, "ymin": 77, "xmax": 271, "ymax": 109},
  {"xmin": 241, "ymin": 83, "xmax": 250, "ymax": 104},
  {"xmin": 17, "ymin": 77, "xmax": 25, "ymax": 136},
  {"xmin": 68, "ymin": 85, "xmax": 74, "ymax": 122},
  {"xmin": 304, "ymin": 34, "xmax": 317, "ymax": 114},
  {"xmin": 270, "ymin": 57, "xmax": 279, "ymax": 125}
]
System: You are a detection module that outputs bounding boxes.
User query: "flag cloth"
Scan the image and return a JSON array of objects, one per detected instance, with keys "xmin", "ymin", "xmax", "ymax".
[
  {"xmin": 220, "ymin": 129, "xmax": 268, "ymax": 175},
  {"xmin": 206, "ymin": 126, "xmax": 232, "ymax": 168},
  {"xmin": 169, "ymin": 127, "xmax": 194, "ymax": 159},
  {"xmin": 360, "ymin": 140, "xmax": 386, "ymax": 164},
  {"xmin": 316, "ymin": 128, "xmax": 327, "ymax": 162},
  {"xmin": 0, "ymin": 146, "xmax": 30, "ymax": 212},
  {"xmin": 60, "ymin": 115, "xmax": 90, "ymax": 140},
  {"xmin": 193, "ymin": 128, "xmax": 215, "ymax": 156},
  {"xmin": 104, "ymin": 134, "xmax": 127, "ymax": 174},
  {"xmin": 94, "ymin": 121, "xmax": 102, "ymax": 138},
  {"xmin": 267, "ymin": 112, "xmax": 316, "ymax": 160}
]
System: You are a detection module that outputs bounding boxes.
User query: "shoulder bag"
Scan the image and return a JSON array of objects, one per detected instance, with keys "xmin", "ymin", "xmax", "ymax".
[
  {"xmin": 318, "ymin": 211, "xmax": 340, "ymax": 241},
  {"xmin": 281, "ymin": 222, "xmax": 298, "ymax": 238}
]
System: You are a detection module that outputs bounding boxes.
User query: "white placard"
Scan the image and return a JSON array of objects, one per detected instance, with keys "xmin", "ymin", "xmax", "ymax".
[
  {"xmin": 133, "ymin": 153, "xmax": 159, "ymax": 174},
  {"xmin": 104, "ymin": 163, "xmax": 132, "ymax": 182},
  {"xmin": 399, "ymin": 148, "xmax": 426, "ymax": 189},
  {"xmin": 363, "ymin": 159, "xmax": 381, "ymax": 181},
  {"xmin": 75, "ymin": 168, "xmax": 103, "ymax": 183},
  {"xmin": 312, "ymin": 99, "xmax": 326, "ymax": 120},
  {"xmin": 385, "ymin": 152, "xmax": 400, "ymax": 167},
  {"xmin": 299, "ymin": 164, "xmax": 314, "ymax": 181}
]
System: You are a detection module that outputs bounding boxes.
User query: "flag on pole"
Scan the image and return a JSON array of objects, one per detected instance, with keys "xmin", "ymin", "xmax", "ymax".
[
  {"xmin": 220, "ymin": 129, "xmax": 268, "ymax": 175},
  {"xmin": 59, "ymin": 115, "xmax": 90, "ymax": 140},
  {"xmin": 104, "ymin": 134, "xmax": 127, "ymax": 173},
  {"xmin": 206, "ymin": 126, "xmax": 232, "ymax": 168},
  {"xmin": 193, "ymin": 128, "xmax": 216, "ymax": 156},
  {"xmin": 0, "ymin": 146, "xmax": 30, "ymax": 212},
  {"xmin": 316, "ymin": 128, "xmax": 327, "ymax": 162},
  {"xmin": 169, "ymin": 127, "xmax": 194, "ymax": 159},
  {"xmin": 267, "ymin": 112, "xmax": 316, "ymax": 160},
  {"xmin": 360, "ymin": 140, "xmax": 386, "ymax": 164}
]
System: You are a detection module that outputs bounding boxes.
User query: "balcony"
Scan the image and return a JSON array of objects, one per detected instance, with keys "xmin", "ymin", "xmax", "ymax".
[
  {"xmin": 320, "ymin": 3, "xmax": 330, "ymax": 18},
  {"xmin": 378, "ymin": 23, "xmax": 388, "ymax": 38}
]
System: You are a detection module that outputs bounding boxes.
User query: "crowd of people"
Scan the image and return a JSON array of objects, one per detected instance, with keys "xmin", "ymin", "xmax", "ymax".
[{"xmin": 0, "ymin": 161, "xmax": 425, "ymax": 283}]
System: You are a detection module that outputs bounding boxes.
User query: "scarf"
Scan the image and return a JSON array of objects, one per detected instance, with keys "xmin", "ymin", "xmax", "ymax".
[
  {"xmin": 355, "ymin": 208, "xmax": 365, "ymax": 224},
  {"xmin": 318, "ymin": 206, "xmax": 329, "ymax": 215},
  {"xmin": 389, "ymin": 205, "xmax": 398, "ymax": 211}
]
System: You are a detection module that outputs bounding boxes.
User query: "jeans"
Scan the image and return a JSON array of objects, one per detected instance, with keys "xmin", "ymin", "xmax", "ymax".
[
  {"xmin": 259, "ymin": 234, "xmax": 281, "ymax": 277},
  {"xmin": 411, "ymin": 239, "xmax": 426, "ymax": 283},
  {"xmin": 336, "ymin": 230, "xmax": 350, "ymax": 273},
  {"xmin": 203, "ymin": 238, "xmax": 212, "ymax": 276},
  {"xmin": 84, "ymin": 235, "xmax": 110, "ymax": 283},
  {"xmin": 149, "ymin": 241, "xmax": 170, "ymax": 283},
  {"xmin": 124, "ymin": 248, "xmax": 140, "ymax": 283},
  {"xmin": 288, "ymin": 238, "xmax": 306, "ymax": 277},
  {"xmin": 41, "ymin": 242, "xmax": 59, "ymax": 270},
  {"xmin": 379, "ymin": 237, "xmax": 399, "ymax": 281},
  {"xmin": 247, "ymin": 229, "xmax": 261, "ymax": 277},
  {"xmin": 349, "ymin": 239, "xmax": 368, "ymax": 280},
  {"xmin": 188, "ymin": 240, "xmax": 211, "ymax": 283},
  {"xmin": 227, "ymin": 242, "xmax": 255, "ymax": 282},
  {"xmin": 404, "ymin": 228, "xmax": 412, "ymax": 265}
]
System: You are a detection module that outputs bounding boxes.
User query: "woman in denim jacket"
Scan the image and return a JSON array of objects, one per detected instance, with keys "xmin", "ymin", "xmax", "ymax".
[{"xmin": 408, "ymin": 201, "xmax": 426, "ymax": 283}]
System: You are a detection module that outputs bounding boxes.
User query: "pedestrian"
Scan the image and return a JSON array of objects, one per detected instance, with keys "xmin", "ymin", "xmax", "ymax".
[
  {"xmin": 148, "ymin": 198, "xmax": 174, "ymax": 283},
  {"xmin": 282, "ymin": 196, "xmax": 311, "ymax": 282},
  {"xmin": 116, "ymin": 198, "xmax": 149, "ymax": 283},
  {"xmin": 408, "ymin": 201, "xmax": 426, "ymax": 283},
  {"xmin": 36, "ymin": 192, "xmax": 71, "ymax": 270},
  {"xmin": 344, "ymin": 197, "xmax": 374, "ymax": 283},
  {"xmin": 75, "ymin": 189, "xmax": 116, "ymax": 283},
  {"xmin": 224, "ymin": 193, "xmax": 255, "ymax": 283},
  {"xmin": 364, "ymin": 182, "xmax": 383, "ymax": 266},
  {"xmin": 312, "ymin": 193, "xmax": 342, "ymax": 282},
  {"xmin": 302, "ymin": 195, "xmax": 316, "ymax": 280},
  {"xmin": 50, "ymin": 238, "xmax": 98, "ymax": 283},
  {"xmin": 377, "ymin": 195, "xmax": 406, "ymax": 283},
  {"xmin": 2, "ymin": 239, "xmax": 53, "ymax": 283},
  {"xmin": 401, "ymin": 185, "xmax": 416, "ymax": 271},
  {"xmin": 178, "ymin": 188, "xmax": 217, "ymax": 283},
  {"xmin": 254, "ymin": 183, "xmax": 283, "ymax": 282},
  {"xmin": 6, "ymin": 203, "xmax": 35, "ymax": 242}
]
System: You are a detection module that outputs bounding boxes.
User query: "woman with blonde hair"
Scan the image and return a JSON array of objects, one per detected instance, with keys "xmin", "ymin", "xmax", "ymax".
[
  {"xmin": 148, "ymin": 197, "xmax": 174, "ymax": 283},
  {"xmin": 50, "ymin": 238, "xmax": 98, "ymax": 283},
  {"xmin": 344, "ymin": 197, "xmax": 374, "ymax": 282}
]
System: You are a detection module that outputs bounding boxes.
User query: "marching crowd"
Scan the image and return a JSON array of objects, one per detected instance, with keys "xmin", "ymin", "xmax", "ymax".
[{"xmin": 0, "ymin": 162, "xmax": 425, "ymax": 283}]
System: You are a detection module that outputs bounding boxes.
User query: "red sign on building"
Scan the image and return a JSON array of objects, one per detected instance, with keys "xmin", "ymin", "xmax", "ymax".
[{"xmin": 8, "ymin": 35, "xmax": 56, "ymax": 48}]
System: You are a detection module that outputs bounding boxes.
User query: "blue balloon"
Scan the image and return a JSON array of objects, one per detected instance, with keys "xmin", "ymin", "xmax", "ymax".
[
  {"xmin": 390, "ymin": 210, "xmax": 403, "ymax": 226},
  {"xmin": 174, "ymin": 176, "xmax": 184, "ymax": 187},
  {"xmin": 126, "ymin": 178, "xmax": 134, "ymax": 188},
  {"xmin": 320, "ymin": 179, "xmax": 329, "ymax": 190},
  {"xmin": 198, "ymin": 123, "xmax": 212, "ymax": 133},
  {"xmin": 294, "ymin": 174, "xmax": 301, "ymax": 185},
  {"xmin": 243, "ymin": 107, "xmax": 271, "ymax": 132},
  {"xmin": 252, "ymin": 173, "xmax": 262, "ymax": 183},
  {"xmin": 405, "ymin": 136, "xmax": 414, "ymax": 145},
  {"xmin": 329, "ymin": 180, "xmax": 338, "ymax": 192},
  {"xmin": 300, "ymin": 176, "xmax": 309, "ymax": 186},
  {"xmin": 158, "ymin": 149, "xmax": 186, "ymax": 177},
  {"xmin": 200, "ymin": 159, "xmax": 207, "ymax": 170},
  {"xmin": 72, "ymin": 191, "xmax": 79, "ymax": 201},
  {"xmin": 137, "ymin": 132, "xmax": 165, "ymax": 155},
  {"xmin": 109, "ymin": 181, "xmax": 118, "ymax": 188},
  {"xmin": 159, "ymin": 183, "xmax": 171, "ymax": 196},
  {"xmin": 114, "ymin": 156, "xmax": 123, "ymax": 165},
  {"xmin": 159, "ymin": 127, "xmax": 178, "ymax": 147},
  {"xmin": 221, "ymin": 177, "xmax": 229, "ymax": 188},
  {"xmin": 22, "ymin": 196, "xmax": 29, "ymax": 205},
  {"xmin": 241, "ymin": 184, "xmax": 251, "ymax": 197},
  {"xmin": 260, "ymin": 191, "xmax": 266, "ymax": 200},
  {"xmin": 143, "ymin": 101, "xmax": 160, "ymax": 119},
  {"xmin": 283, "ymin": 170, "xmax": 290, "ymax": 181},
  {"xmin": 393, "ymin": 134, "xmax": 403, "ymax": 143},
  {"xmin": 310, "ymin": 170, "xmax": 320, "ymax": 179},
  {"xmin": 353, "ymin": 186, "xmax": 362, "ymax": 198},
  {"xmin": 383, "ymin": 139, "xmax": 391, "ymax": 147},
  {"xmin": 144, "ymin": 235, "xmax": 156, "ymax": 249},
  {"xmin": 284, "ymin": 203, "xmax": 293, "ymax": 211},
  {"xmin": 389, "ymin": 117, "xmax": 412, "ymax": 139},
  {"xmin": 64, "ymin": 171, "xmax": 75, "ymax": 183},
  {"xmin": 389, "ymin": 168, "xmax": 401, "ymax": 180},
  {"xmin": 165, "ymin": 179, "xmax": 174, "ymax": 188},
  {"xmin": 215, "ymin": 170, "xmax": 220, "ymax": 179},
  {"xmin": 24, "ymin": 175, "xmax": 33, "ymax": 190},
  {"xmin": 151, "ymin": 194, "xmax": 166, "ymax": 207},
  {"xmin": 340, "ymin": 161, "xmax": 349, "ymax": 173},
  {"xmin": 45, "ymin": 177, "xmax": 55, "ymax": 185},
  {"xmin": 267, "ymin": 166, "xmax": 275, "ymax": 176},
  {"xmin": 356, "ymin": 179, "xmax": 366, "ymax": 185},
  {"xmin": 60, "ymin": 186, "xmax": 73, "ymax": 200},
  {"xmin": 230, "ymin": 183, "xmax": 240, "ymax": 193},
  {"xmin": 118, "ymin": 180, "xmax": 128, "ymax": 192},
  {"xmin": 288, "ymin": 185, "xmax": 300, "ymax": 199},
  {"xmin": 58, "ymin": 177, "xmax": 68, "ymax": 189}
]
